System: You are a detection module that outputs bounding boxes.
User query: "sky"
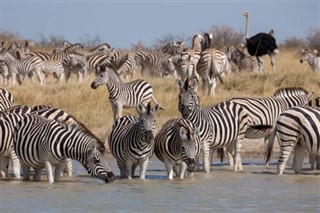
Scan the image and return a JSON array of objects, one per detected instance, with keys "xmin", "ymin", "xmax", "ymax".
[{"xmin": 0, "ymin": 0, "xmax": 319, "ymax": 49}]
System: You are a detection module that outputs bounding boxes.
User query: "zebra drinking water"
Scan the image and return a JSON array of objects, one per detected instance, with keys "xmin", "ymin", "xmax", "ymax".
[
  {"xmin": 13, "ymin": 114, "xmax": 115, "ymax": 183},
  {"xmin": 91, "ymin": 65, "xmax": 161, "ymax": 121},
  {"xmin": 154, "ymin": 118, "xmax": 201, "ymax": 179},
  {"xmin": 108, "ymin": 102, "xmax": 159, "ymax": 179}
]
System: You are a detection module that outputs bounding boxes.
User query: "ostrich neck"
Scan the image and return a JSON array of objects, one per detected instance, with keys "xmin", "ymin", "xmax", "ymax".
[{"xmin": 245, "ymin": 14, "xmax": 249, "ymax": 39}]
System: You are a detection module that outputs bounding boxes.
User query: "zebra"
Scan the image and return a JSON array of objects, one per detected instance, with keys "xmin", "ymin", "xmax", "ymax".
[
  {"xmin": 134, "ymin": 50, "xmax": 176, "ymax": 77},
  {"xmin": 226, "ymin": 87, "xmax": 313, "ymax": 166},
  {"xmin": 0, "ymin": 105, "xmax": 32, "ymax": 178},
  {"xmin": 99, "ymin": 51, "xmax": 136, "ymax": 80},
  {"xmin": 265, "ymin": 106, "xmax": 320, "ymax": 174},
  {"xmin": 196, "ymin": 48, "xmax": 231, "ymax": 96},
  {"xmin": 226, "ymin": 46, "xmax": 260, "ymax": 73},
  {"xmin": 307, "ymin": 97, "xmax": 320, "ymax": 170},
  {"xmin": 162, "ymin": 41, "xmax": 184, "ymax": 55},
  {"xmin": 41, "ymin": 60, "xmax": 65, "ymax": 83},
  {"xmin": 0, "ymin": 88, "xmax": 14, "ymax": 110},
  {"xmin": 175, "ymin": 49, "xmax": 201, "ymax": 83},
  {"xmin": 177, "ymin": 79, "xmax": 251, "ymax": 172},
  {"xmin": 13, "ymin": 113, "xmax": 116, "ymax": 183},
  {"xmin": 50, "ymin": 43, "xmax": 83, "ymax": 62},
  {"xmin": 300, "ymin": 49, "xmax": 320, "ymax": 74},
  {"xmin": 91, "ymin": 65, "xmax": 161, "ymax": 121},
  {"xmin": 108, "ymin": 102, "xmax": 159, "ymax": 179},
  {"xmin": 0, "ymin": 60, "xmax": 10, "ymax": 85},
  {"xmin": 31, "ymin": 105, "xmax": 80, "ymax": 176},
  {"xmin": 0, "ymin": 48, "xmax": 44, "ymax": 85},
  {"xmin": 154, "ymin": 118, "xmax": 201, "ymax": 179}
]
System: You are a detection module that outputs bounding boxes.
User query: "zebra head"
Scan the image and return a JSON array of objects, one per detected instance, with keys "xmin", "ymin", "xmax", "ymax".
[
  {"xmin": 300, "ymin": 49, "xmax": 312, "ymax": 63},
  {"xmin": 85, "ymin": 140, "xmax": 116, "ymax": 183},
  {"xmin": 177, "ymin": 78, "xmax": 199, "ymax": 119},
  {"xmin": 91, "ymin": 67, "xmax": 110, "ymax": 89},
  {"xmin": 177, "ymin": 119, "xmax": 201, "ymax": 173},
  {"xmin": 136, "ymin": 102, "xmax": 159, "ymax": 144}
]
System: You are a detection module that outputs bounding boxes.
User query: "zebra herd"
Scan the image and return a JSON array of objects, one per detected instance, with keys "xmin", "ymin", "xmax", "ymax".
[{"xmin": 0, "ymin": 71, "xmax": 319, "ymax": 183}]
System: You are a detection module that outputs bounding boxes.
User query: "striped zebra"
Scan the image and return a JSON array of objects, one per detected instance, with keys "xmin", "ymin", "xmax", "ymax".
[
  {"xmin": 31, "ymin": 105, "xmax": 80, "ymax": 176},
  {"xmin": 162, "ymin": 41, "xmax": 184, "ymax": 55},
  {"xmin": 108, "ymin": 102, "xmax": 159, "ymax": 179},
  {"xmin": 0, "ymin": 48, "xmax": 44, "ymax": 85},
  {"xmin": 265, "ymin": 106, "xmax": 320, "ymax": 174},
  {"xmin": 50, "ymin": 43, "xmax": 83, "ymax": 62},
  {"xmin": 41, "ymin": 60, "xmax": 65, "ymax": 83},
  {"xmin": 91, "ymin": 65, "xmax": 160, "ymax": 121},
  {"xmin": 0, "ymin": 88, "xmax": 14, "ymax": 110},
  {"xmin": 300, "ymin": 49, "xmax": 320, "ymax": 73},
  {"xmin": 134, "ymin": 50, "xmax": 176, "ymax": 77},
  {"xmin": 177, "ymin": 79, "xmax": 251, "ymax": 172},
  {"xmin": 197, "ymin": 48, "xmax": 231, "ymax": 96},
  {"xmin": 13, "ymin": 113, "xmax": 116, "ymax": 183},
  {"xmin": 0, "ymin": 105, "xmax": 32, "ymax": 178},
  {"xmin": 226, "ymin": 46, "xmax": 260, "ymax": 72},
  {"xmin": 154, "ymin": 118, "xmax": 201, "ymax": 179},
  {"xmin": 99, "ymin": 51, "xmax": 136, "ymax": 80},
  {"xmin": 175, "ymin": 49, "xmax": 201, "ymax": 83},
  {"xmin": 307, "ymin": 97, "xmax": 320, "ymax": 170},
  {"xmin": 0, "ymin": 60, "xmax": 10, "ymax": 85}
]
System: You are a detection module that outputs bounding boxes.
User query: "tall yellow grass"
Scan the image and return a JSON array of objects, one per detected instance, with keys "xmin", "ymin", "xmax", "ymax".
[{"xmin": 3, "ymin": 49, "xmax": 320, "ymax": 142}]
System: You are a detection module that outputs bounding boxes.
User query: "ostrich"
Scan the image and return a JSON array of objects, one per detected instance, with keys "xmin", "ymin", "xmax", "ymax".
[{"xmin": 243, "ymin": 11, "xmax": 279, "ymax": 72}]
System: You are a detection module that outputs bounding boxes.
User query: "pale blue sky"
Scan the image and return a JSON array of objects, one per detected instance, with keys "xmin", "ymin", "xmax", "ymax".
[{"xmin": 1, "ymin": 1, "xmax": 319, "ymax": 49}]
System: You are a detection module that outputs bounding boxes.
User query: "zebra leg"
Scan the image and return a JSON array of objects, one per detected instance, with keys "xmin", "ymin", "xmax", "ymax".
[
  {"xmin": 138, "ymin": 159, "xmax": 149, "ymax": 179},
  {"xmin": 54, "ymin": 160, "xmax": 68, "ymax": 182},
  {"xmin": 164, "ymin": 160, "xmax": 174, "ymax": 179},
  {"xmin": 202, "ymin": 143, "xmax": 211, "ymax": 173},
  {"xmin": 111, "ymin": 102, "xmax": 122, "ymax": 121},
  {"xmin": 126, "ymin": 160, "xmax": 133, "ymax": 179},
  {"xmin": 9, "ymin": 150, "xmax": 21, "ymax": 179},
  {"xmin": 34, "ymin": 168, "xmax": 43, "ymax": 181},
  {"xmin": 277, "ymin": 143, "xmax": 295, "ymax": 175},
  {"xmin": 117, "ymin": 160, "xmax": 126, "ymax": 178},
  {"xmin": 63, "ymin": 158, "xmax": 73, "ymax": 177},
  {"xmin": 44, "ymin": 160, "xmax": 54, "ymax": 183},
  {"xmin": 179, "ymin": 162, "xmax": 187, "ymax": 179},
  {"xmin": 309, "ymin": 153, "xmax": 316, "ymax": 170},
  {"xmin": 292, "ymin": 144, "xmax": 305, "ymax": 174},
  {"xmin": 21, "ymin": 164, "xmax": 30, "ymax": 181},
  {"xmin": 0, "ymin": 155, "xmax": 9, "ymax": 177},
  {"xmin": 316, "ymin": 156, "xmax": 320, "ymax": 170}
]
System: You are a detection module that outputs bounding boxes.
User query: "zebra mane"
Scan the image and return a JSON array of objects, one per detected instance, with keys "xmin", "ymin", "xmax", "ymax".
[
  {"xmin": 59, "ymin": 116, "xmax": 105, "ymax": 151},
  {"xmin": 273, "ymin": 87, "xmax": 309, "ymax": 97}
]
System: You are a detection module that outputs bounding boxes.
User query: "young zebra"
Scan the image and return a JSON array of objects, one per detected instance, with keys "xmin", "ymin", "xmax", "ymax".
[
  {"xmin": 265, "ymin": 106, "xmax": 320, "ymax": 174},
  {"xmin": 0, "ymin": 105, "xmax": 32, "ymax": 178},
  {"xmin": 196, "ymin": 48, "xmax": 231, "ymax": 96},
  {"xmin": 13, "ymin": 113, "xmax": 116, "ymax": 184},
  {"xmin": 226, "ymin": 46, "xmax": 260, "ymax": 73},
  {"xmin": 0, "ymin": 88, "xmax": 14, "ymax": 110},
  {"xmin": 31, "ymin": 105, "xmax": 80, "ymax": 176},
  {"xmin": 91, "ymin": 65, "xmax": 161, "ymax": 121},
  {"xmin": 300, "ymin": 49, "xmax": 320, "ymax": 74},
  {"xmin": 154, "ymin": 118, "xmax": 201, "ymax": 179},
  {"xmin": 108, "ymin": 102, "xmax": 159, "ymax": 179},
  {"xmin": 177, "ymin": 79, "xmax": 251, "ymax": 172}
]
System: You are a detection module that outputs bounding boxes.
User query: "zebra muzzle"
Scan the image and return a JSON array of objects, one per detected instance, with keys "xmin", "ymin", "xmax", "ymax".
[
  {"xmin": 187, "ymin": 159, "xmax": 196, "ymax": 172},
  {"xmin": 90, "ymin": 82, "xmax": 98, "ymax": 89},
  {"xmin": 104, "ymin": 172, "xmax": 116, "ymax": 183},
  {"xmin": 144, "ymin": 130, "xmax": 154, "ymax": 144}
]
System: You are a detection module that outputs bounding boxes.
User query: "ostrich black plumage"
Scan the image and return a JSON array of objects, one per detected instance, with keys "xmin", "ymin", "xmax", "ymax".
[{"xmin": 243, "ymin": 11, "xmax": 279, "ymax": 71}]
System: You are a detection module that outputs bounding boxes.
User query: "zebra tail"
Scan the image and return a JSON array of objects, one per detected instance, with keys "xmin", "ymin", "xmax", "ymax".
[
  {"xmin": 217, "ymin": 148, "xmax": 224, "ymax": 163},
  {"xmin": 151, "ymin": 96, "xmax": 164, "ymax": 110}
]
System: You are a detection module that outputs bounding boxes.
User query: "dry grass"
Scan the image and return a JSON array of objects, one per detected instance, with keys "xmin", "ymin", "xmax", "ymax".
[{"xmin": 3, "ymin": 49, "xmax": 320, "ymax": 151}]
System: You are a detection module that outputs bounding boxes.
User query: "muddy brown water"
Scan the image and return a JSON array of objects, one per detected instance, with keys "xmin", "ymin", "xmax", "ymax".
[{"xmin": 1, "ymin": 157, "xmax": 319, "ymax": 213}]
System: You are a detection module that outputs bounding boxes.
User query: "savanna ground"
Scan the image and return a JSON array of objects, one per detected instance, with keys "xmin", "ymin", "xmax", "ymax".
[{"xmin": 3, "ymin": 48, "xmax": 320, "ymax": 160}]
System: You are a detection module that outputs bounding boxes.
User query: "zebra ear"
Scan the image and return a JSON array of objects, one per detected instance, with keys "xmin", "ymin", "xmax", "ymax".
[
  {"xmin": 137, "ymin": 103, "xmax": 146, "ymax": 114},
  {"xmin": 190, "ymin": 79, "xmax": 198, "ymax": 90},
  {"xmin": 152, "ymin": 103, "xmax": 160, "ymax": 112},
  {"xmin": 179, "ymin": 126, "xmax": 188, "ymax": 141},
  {"xmin": 177, "ymin": 79, "xmax": 184, "ymax": 90}
]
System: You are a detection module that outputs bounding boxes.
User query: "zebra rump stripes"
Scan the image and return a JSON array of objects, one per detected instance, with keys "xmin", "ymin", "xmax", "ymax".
[
  {"xmin": 265, "ymin": 106, "xmax": 320, "ymax": 174},
  {"xmin": 13, "ymin": 114, "xmax": 115, "ymax": 183}
]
